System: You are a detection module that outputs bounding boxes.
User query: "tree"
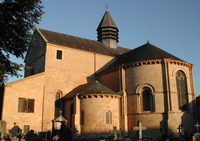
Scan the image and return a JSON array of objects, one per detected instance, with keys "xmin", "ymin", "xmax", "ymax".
[{"xmin": 0, "ymin": 0, "xmax": 44, "ymax": 84}]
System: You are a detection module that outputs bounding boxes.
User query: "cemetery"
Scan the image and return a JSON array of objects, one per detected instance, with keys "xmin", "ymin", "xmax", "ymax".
[{"xmin": 0, "ymin": 118, "xmax": 200, "ymax": 141}]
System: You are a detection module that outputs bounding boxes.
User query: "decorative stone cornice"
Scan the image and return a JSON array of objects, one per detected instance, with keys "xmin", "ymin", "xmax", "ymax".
[
  {"xmin": 167, "ymin": 60, "xmax": 193, "ymax": 68},
  {"xmin": 98, "ymin": 59, "xmax": 193, "ymax": 76},
  {"xmin": 123, "ymin": 59, "xmax": 162, "ymax": 69},
  {"xmin": 124, "ymin": 59, "xmax": 193, "ymax": 69},
  {"xmin": 78, "ymin": 94, "xmax": 121, "ymax": 99}
]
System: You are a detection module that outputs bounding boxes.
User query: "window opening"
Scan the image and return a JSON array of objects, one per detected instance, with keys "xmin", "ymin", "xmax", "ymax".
[
  {"xmin": 55, "ymin": 92, "xmax": 62, "ymax": 118},
  {"xmin": 56, "ymin": 50, "xmax": 62, "ymax": 60},
  {"xmin": 18, "ymin": 98, "xmax": 34, "ymax": 113},
  {"xmin": 106, "ymin": 111, "xmax": 111, "ymax": 124},
  {"xmin": 176, "ymin": 70, "xmax": 188, "ymax": 111},
  {"xmin": 141, "ymin": 87, "xmax": 154, "ymax": 112}
]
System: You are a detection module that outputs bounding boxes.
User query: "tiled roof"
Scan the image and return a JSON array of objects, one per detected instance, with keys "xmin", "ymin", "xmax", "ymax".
[
  {"xmin": 121, "ymin": 41, "xmax": 183, "ymax": 63},
  {"xmin": 63, "ymin": 81, "xmax": 119, "ymax": 98},
  {"xmin": 97, "ymin": 10, "xmax": 118, "ymax": 30},
  {"xmin": 37, "ymin": 28, "xmax": 129, "ymax": 56},
  {"xmin": 97, "ymin": 42, "xmax": 186, "ymax": 72}
]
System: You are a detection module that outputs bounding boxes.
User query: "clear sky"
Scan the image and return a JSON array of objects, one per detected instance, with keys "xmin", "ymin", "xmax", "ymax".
[{"xmin": 7, "ymin": 0, "xmax": 200, "ymax": 95}]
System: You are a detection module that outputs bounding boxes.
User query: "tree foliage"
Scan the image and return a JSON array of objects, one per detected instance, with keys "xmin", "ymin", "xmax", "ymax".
[{"xmin": 0, "ymin": 0, "xmax": 44, "ymax": 84}]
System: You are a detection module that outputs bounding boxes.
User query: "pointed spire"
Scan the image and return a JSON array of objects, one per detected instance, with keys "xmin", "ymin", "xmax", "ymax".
[
  {"xmin": 97, "ymin": 10, "xmax": 118, "ymax": 30},
  {"xmin": 106, "ymin": 4, "xmax": 108, "ymax": 11},
  {"xmin": 97, "ymin": 10, "xmax": 119, "ymax": 49}
]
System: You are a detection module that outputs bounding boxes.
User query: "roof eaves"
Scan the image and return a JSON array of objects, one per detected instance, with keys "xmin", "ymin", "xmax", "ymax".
[{"xmin": 36, "ymin": 28, "xmax": 49, "ymax": 43}]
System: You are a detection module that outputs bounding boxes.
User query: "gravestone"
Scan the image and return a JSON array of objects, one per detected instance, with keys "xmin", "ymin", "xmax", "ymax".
[
  {"xmin": 9, "ymin": 123, "xmax": 22, "ymax": 137},
  {"xmin": 25, "ymin": 130, "xmax": 40, "ymax": 141},
  {"xmin": 195, "ymin": 122, "xmax": 200, "ymax": 132},
  {"xmin": 118, "ymin": 129, "xmax": 124, "ymax": 140},
  {"xmin": 132, "ymin": 121, "xmax": 147, "ymax": 141},
  {"xmin": 109, "ymin": 126, "xmax": 120, "ymax": 140},
  {"xmin": 193, "ymin": 133, "xmax": 200, "ymax": 141}
]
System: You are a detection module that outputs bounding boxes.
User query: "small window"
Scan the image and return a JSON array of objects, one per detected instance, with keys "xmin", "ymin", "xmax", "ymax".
[
  {"xmin": 18, "ymin": 98, "xmax": 34, "ymax": 113},
  {"xmin": 106, "ymin": 111, "xmax": 111, "ymax": 124},
  {"xmin": 56, "ymin": 50, "xmax": 62, "ymax": 60}
]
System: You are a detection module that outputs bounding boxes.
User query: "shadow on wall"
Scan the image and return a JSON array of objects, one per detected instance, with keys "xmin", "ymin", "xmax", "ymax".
[
  {"xmin": 159, "ymin": 99, "xmax": 197, "ymax": 139},
  {"xmin": 180, "ymin": 99, "xmax": 196, "ymax": 133},
  {"xmin": 128, "ymin": 99, "xmax": 197, "ymax": 140},
  {"xmin": 0, "ymin": 84, "xmax": 4, "ymax": 120}
]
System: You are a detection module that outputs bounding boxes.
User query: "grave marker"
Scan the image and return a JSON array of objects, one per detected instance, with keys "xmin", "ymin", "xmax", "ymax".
[
  {"xmin": 109, "ymin": 126, "xmax": 120, "ymax": 140},
  {"xmin": 132, "ymin": 121, "xmax": 147, "ymax": 141},
  {"xmin": 118, "ymin": 129, "xmax": 124, "ymax": 140},
  {"xmin": 195, "ymin": 122, "xmax": 200, "ymax": 132},
  {"xmin": 193, "ymin": 133, "xmax": 200, "ymax": 141},
  {"xmin": 9, "ymin": 123, "xmax": 22, "ymax": 137}
]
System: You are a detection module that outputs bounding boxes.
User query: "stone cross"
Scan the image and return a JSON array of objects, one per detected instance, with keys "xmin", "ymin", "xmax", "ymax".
[
  {"xmin": 109, "ymin": 126, "xmax": 120, "ymax": 140},
  {"xmin": 195, "ymin": 122, "xmax": 200, "ymax": 132},
  {"xmin": 177, "ymin": 123, "xmax": 184, "ymax": 135},
  {"xmin": 132, "ymin": 121, "xmax": 147, "ymax": 141},
  {"xmin": 177, "ymin": 124, "xmax": 182, "ymax": 134}
]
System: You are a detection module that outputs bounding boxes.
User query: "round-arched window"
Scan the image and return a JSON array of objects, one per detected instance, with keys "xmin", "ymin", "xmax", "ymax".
[
  {"xmin": 106, "ymin": 111, "xmax": 112, "ymax": 124},
  {"xmin": 176, "ymin": 70, "xmax": 188, "ymax": 111},
  {"xmin": 141, "ymin": 87, "xmax": 154, "ymax": 112}
]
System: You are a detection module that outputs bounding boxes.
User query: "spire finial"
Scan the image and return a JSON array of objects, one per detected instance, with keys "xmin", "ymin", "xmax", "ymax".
[
  {"xmin": 59, "ymin": 110, "xmax": 62, "ymax": 116},
  {"xmin": 106, "ymin": 4, "xmax": 108, "ymax": 11}
]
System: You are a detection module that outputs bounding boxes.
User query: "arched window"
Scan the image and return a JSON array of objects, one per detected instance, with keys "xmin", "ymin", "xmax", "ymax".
[
  {"xmin": 55, "ymin": 92, "xmax": 61, "ymax": 118},
  {"xmin": 106, "ymin": 111, "xmax": 111, "ymax": 124},
  {"xmin": 176, "ymin": 70, "xmax": 188, "ymax": 111},
  {"xmin": 141, "ymin": 87, "xmax": 154, "ymax": 112}
]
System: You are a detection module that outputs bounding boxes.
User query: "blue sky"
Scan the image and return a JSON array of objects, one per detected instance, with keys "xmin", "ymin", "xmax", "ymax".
[{"xmin": 8, "ymin": 0, "xmax": 200, "ymax": 95}]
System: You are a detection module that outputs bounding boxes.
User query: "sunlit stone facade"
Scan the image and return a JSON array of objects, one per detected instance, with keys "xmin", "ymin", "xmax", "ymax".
[{"xmin": 1, "ymin": 10, "xmax": 196, "ymax": 139}]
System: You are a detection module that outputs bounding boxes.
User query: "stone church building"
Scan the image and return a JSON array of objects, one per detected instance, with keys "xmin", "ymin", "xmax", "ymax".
[{"xmin": 0, "ymin": 10, "xmax": 197, "ymax": 138}]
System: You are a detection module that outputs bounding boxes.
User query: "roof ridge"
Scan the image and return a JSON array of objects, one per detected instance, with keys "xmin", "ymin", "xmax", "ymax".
[{"xmin": 37, "ymin": 28, "xmax": 101, "ymax": 43}]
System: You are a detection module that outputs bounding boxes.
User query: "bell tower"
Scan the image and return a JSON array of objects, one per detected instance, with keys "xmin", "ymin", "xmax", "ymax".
[{"xmin": 97, "ymin": 10, "xmax": 119, "ymax": 49}]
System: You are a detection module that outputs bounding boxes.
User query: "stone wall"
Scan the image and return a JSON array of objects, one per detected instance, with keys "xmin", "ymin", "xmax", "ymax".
[
  {"xmin": 125, "ymin": 60, "xmax": 195, "ymax": 136},
  {"xmin": 2, "ymin": 73, "xmax": 45, "ymax": 132},
  {"xmin": 80, "ymin": 94, "xmax": 120, "ymax": 135}
]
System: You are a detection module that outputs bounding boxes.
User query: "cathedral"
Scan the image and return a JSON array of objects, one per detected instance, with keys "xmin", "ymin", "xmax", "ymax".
[{"xmin": 0, "ymin": 10, "xmax": 197, "ymax": 138}]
